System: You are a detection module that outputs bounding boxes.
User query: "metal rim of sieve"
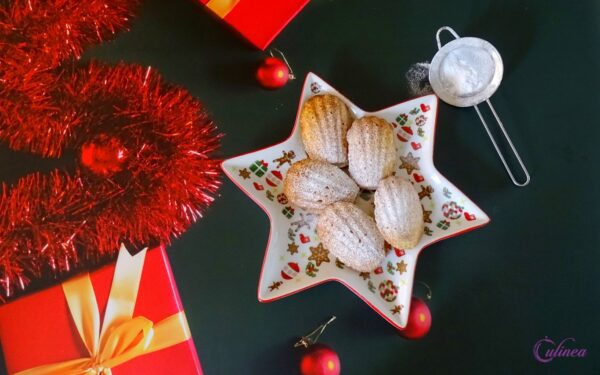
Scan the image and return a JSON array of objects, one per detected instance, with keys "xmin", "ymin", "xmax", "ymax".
[{"xmin": 429, "ymin": 37, "xmax": 504, "ymax": 108}]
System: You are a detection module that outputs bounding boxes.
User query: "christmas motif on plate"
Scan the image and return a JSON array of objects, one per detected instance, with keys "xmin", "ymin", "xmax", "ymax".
[
  {"xmin": 415, "ymin": 115, "xmax": 427, "ymax": 127},
  {"xmin": 305, "ymin": 262, "xmax": 319, "ymax": 277},
  {"xmin": 437, "ymin": 220, "xmax": 451, "ymax": 230},
  {"xmin": 442, "ymin": 201, "xmax": 463, "ymax": 220},
  {"xmin": 397, "ymin": 126, "xmax": 414, "ymax": 142},
  {"xmin": 287, "ymin": 242, "xmax": 299, "ymax": 255},
  {"xmin": 277, "ymin": 193, "xmax": 289, "ymax": 205},
  {"xmin": 399, "ymin": 152, "xmax": 420, "ymax": 174},
  {"xmin": 464, "ymin": 212, "xmax": 477, "ymax": 221},
  {"xmin": 396, "ymin": 113, "xmax": 409, "ymax": 126},
  {"xmin": 391, "ymin": 305, "xmax": 403, "ymax": 315},
  {"xmin": 379, "ymin": 280, "xmax": 399, "ymax": 302},
  {"xmin": 443, "ymin": 187, "xmax": 453, "ymax": 198},
  {"xmin": 266, "ymin": 170, "xmax": 284, "ymax": 187},
  {"xmin": 269, "ymin": 281, "xmax": 283, "ymax": 291},
  {"xmin": 238, "ymin": 168, "xmax": 251, "ymax": 179},
  {"xmin": 291, "ymin": 213, "xmax": 315, "ymax": 232},
  {"xmin": 273, "ymin": 150, "xmax": 296, "ymax": 168},
  {"xmin": 418, "ymin": 185, "xmax": 435, "ymax": 200},
  {"xmin": 310, "ymin": 82, "xmax": 322, "ymax": 94},
  {"xmin": 250, "ymin": 160, "xmax": 268, "ymax": 177},
  {"xmin": 281, "ymin": 262, "xmax": 300, "ymax": 280},
  {"xmin": 222, "ymin": 74, "xmax": 490, "ymax": 329},
  {"xmin": 422, "ymin": 208, "xmax": 433, "ymax": 223},
  {"xmin": 308, "ymin": 243, "xmax": 330, "ymax": 266},
  {"xmin": 282, "ymin": 206, "xmax": 295, "ymax": 219},
  {"xmin": 396, "ymin": 260, "xmax": 408, "ymax": 275}
]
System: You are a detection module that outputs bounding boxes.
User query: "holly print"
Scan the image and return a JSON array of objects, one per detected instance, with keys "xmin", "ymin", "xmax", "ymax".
[
  {"xmin": 409, "ymin": 107, "xmax": 420, "ymax": 115},
  {"xmin": 443, "ymin": 187, "xmax": 452, "ymax": 198},
  {"xmin": 387, "ymin": 261, "xmax": 395, "ymax": 275},
  {"xmin": 266, "ymin": 190, "xmax": 274, "ymax": 201},
  {"xmin": 424, "ymin": 227, "xmax": 433, "ymax": 236},
  {"xmin": 417, "ymin": 127, "xmax": 425, "ymax": 138},
  {"xmin": 305, "ymin": 262, "xmax": 319, "ymax": 277},
  {"xmin": 368, "ymin": 281, "xmax": 376, "ymax": 293}
]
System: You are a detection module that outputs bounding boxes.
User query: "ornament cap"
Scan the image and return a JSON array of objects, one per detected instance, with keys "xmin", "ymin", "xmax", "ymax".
[{"xmin": 295, "ymin": 316, "xmax": 336, "ymax": 348}]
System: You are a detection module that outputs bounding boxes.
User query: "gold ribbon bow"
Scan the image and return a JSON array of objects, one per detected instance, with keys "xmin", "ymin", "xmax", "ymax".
[
  {"xmin": 16, "ymin": 245, "xmax": 191, "ymax": 375},
  {"xmin": 205, "ymin": 0, "xmax": 240, "ymax": 18}
]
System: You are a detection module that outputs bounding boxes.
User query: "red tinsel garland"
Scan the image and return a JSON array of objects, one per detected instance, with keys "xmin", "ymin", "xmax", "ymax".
[{"xmin": 0, "ymin": 1, "xmax": 222, "ymax": 300}]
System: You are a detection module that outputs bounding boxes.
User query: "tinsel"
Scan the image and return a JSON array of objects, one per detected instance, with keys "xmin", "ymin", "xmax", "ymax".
[{"xmin": 0, "ymin": 1, "xmax": 222, "ymax": 300}]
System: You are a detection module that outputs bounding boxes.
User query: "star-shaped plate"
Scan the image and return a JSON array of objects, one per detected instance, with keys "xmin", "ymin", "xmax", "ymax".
[{"xmin": 222, "ymin": 73, "xmax": 490, "ymax": 329}]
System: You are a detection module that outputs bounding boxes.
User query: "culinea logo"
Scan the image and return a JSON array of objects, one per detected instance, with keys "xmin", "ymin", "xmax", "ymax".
[{"xmin": 533, "ymin": 336, "xmax": 588, "ymax": 363}]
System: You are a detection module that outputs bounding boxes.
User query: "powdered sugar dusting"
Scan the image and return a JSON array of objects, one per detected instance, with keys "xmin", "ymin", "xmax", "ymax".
[{"xmin": 439, "ymin": 46, "xmax": 495, "ymax": 97}]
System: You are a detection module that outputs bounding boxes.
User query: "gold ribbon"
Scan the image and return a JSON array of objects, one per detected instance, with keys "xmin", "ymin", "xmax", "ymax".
[
  {"xmin": 16, "ymin": 245, "xmax": 191, "ymax": 375},
  {"xmin": 205, "ymin": 0, "xmax": 240, "ymax": 18}
]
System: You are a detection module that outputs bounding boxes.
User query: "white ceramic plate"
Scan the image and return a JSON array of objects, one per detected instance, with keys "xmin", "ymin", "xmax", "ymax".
[{"xmin": 222, "ymin": 73, "xmax": 490, "ymax": 329}]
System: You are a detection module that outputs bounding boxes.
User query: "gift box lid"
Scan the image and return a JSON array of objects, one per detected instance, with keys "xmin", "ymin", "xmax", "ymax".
[{"xmin": 199, "ymin": 0, "xmax": 310, "ymax": 50}]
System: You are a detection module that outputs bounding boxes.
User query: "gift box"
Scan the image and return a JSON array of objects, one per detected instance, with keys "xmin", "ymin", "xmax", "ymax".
[
  {"xmin": 199, "ymin": 0, "xmax": 310, "ymax": 50},
  {"xmin": 0, "ymin": 245, "xmax": 203, "ymax": 374}
]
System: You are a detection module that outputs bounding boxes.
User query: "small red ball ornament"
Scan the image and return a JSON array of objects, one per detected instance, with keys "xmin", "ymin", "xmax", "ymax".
[
  {"xmin": 81, "ymin": 135, "xmax": 128, "ymax": 175},
  {"xmin": 300, "ymin": 344, "xmax": 341, "ymax": 375},
  {"xmin": 256, "ymin": 57, "xmax": 290, "ymax": 89},
  {"xmin": 399, "ymin": 297, "xmax": 432, "ymax": 339}
]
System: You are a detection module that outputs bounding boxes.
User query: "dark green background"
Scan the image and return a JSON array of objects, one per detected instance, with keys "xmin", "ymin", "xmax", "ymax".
[{"xmin": 1, "ymin": 0, "xmax": 599, "ymax": 374}]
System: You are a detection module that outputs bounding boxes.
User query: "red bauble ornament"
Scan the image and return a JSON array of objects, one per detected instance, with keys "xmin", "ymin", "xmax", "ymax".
[
  {"xmin": 81, "ymin": 135, "xmax": 128, "ymax": 175},
  {"xmin": 399, "ymin": 297, "xmax": 432, "ymax": 339},
  {"xmin": 300, "ymin": 344, "xmax": 341, "ymax": 375},
  {"xmin": 256, "ymin": 57, "xmax": 290, "ymax": 89}
]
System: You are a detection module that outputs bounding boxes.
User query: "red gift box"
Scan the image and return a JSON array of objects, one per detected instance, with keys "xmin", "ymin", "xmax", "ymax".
[
  {"xmin": 0, "ymin": 246, "xmax": 203, "ymax": 374},
  {"xmin": 199, "ymin": 0, "xmax": 310, "ymax": 50}
]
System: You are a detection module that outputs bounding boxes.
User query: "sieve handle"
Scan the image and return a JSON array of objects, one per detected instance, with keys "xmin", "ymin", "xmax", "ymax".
[
  {"xmin": 436, "ymin": 26, "xmax": 460, "ymax": 49},
  {"xmin": 435, "ymin": 26, "xmax": 531, "ymax": 187},
  {"xmin": 474, "ymin": 100, "xmax": 531, "ymax": 186}
]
